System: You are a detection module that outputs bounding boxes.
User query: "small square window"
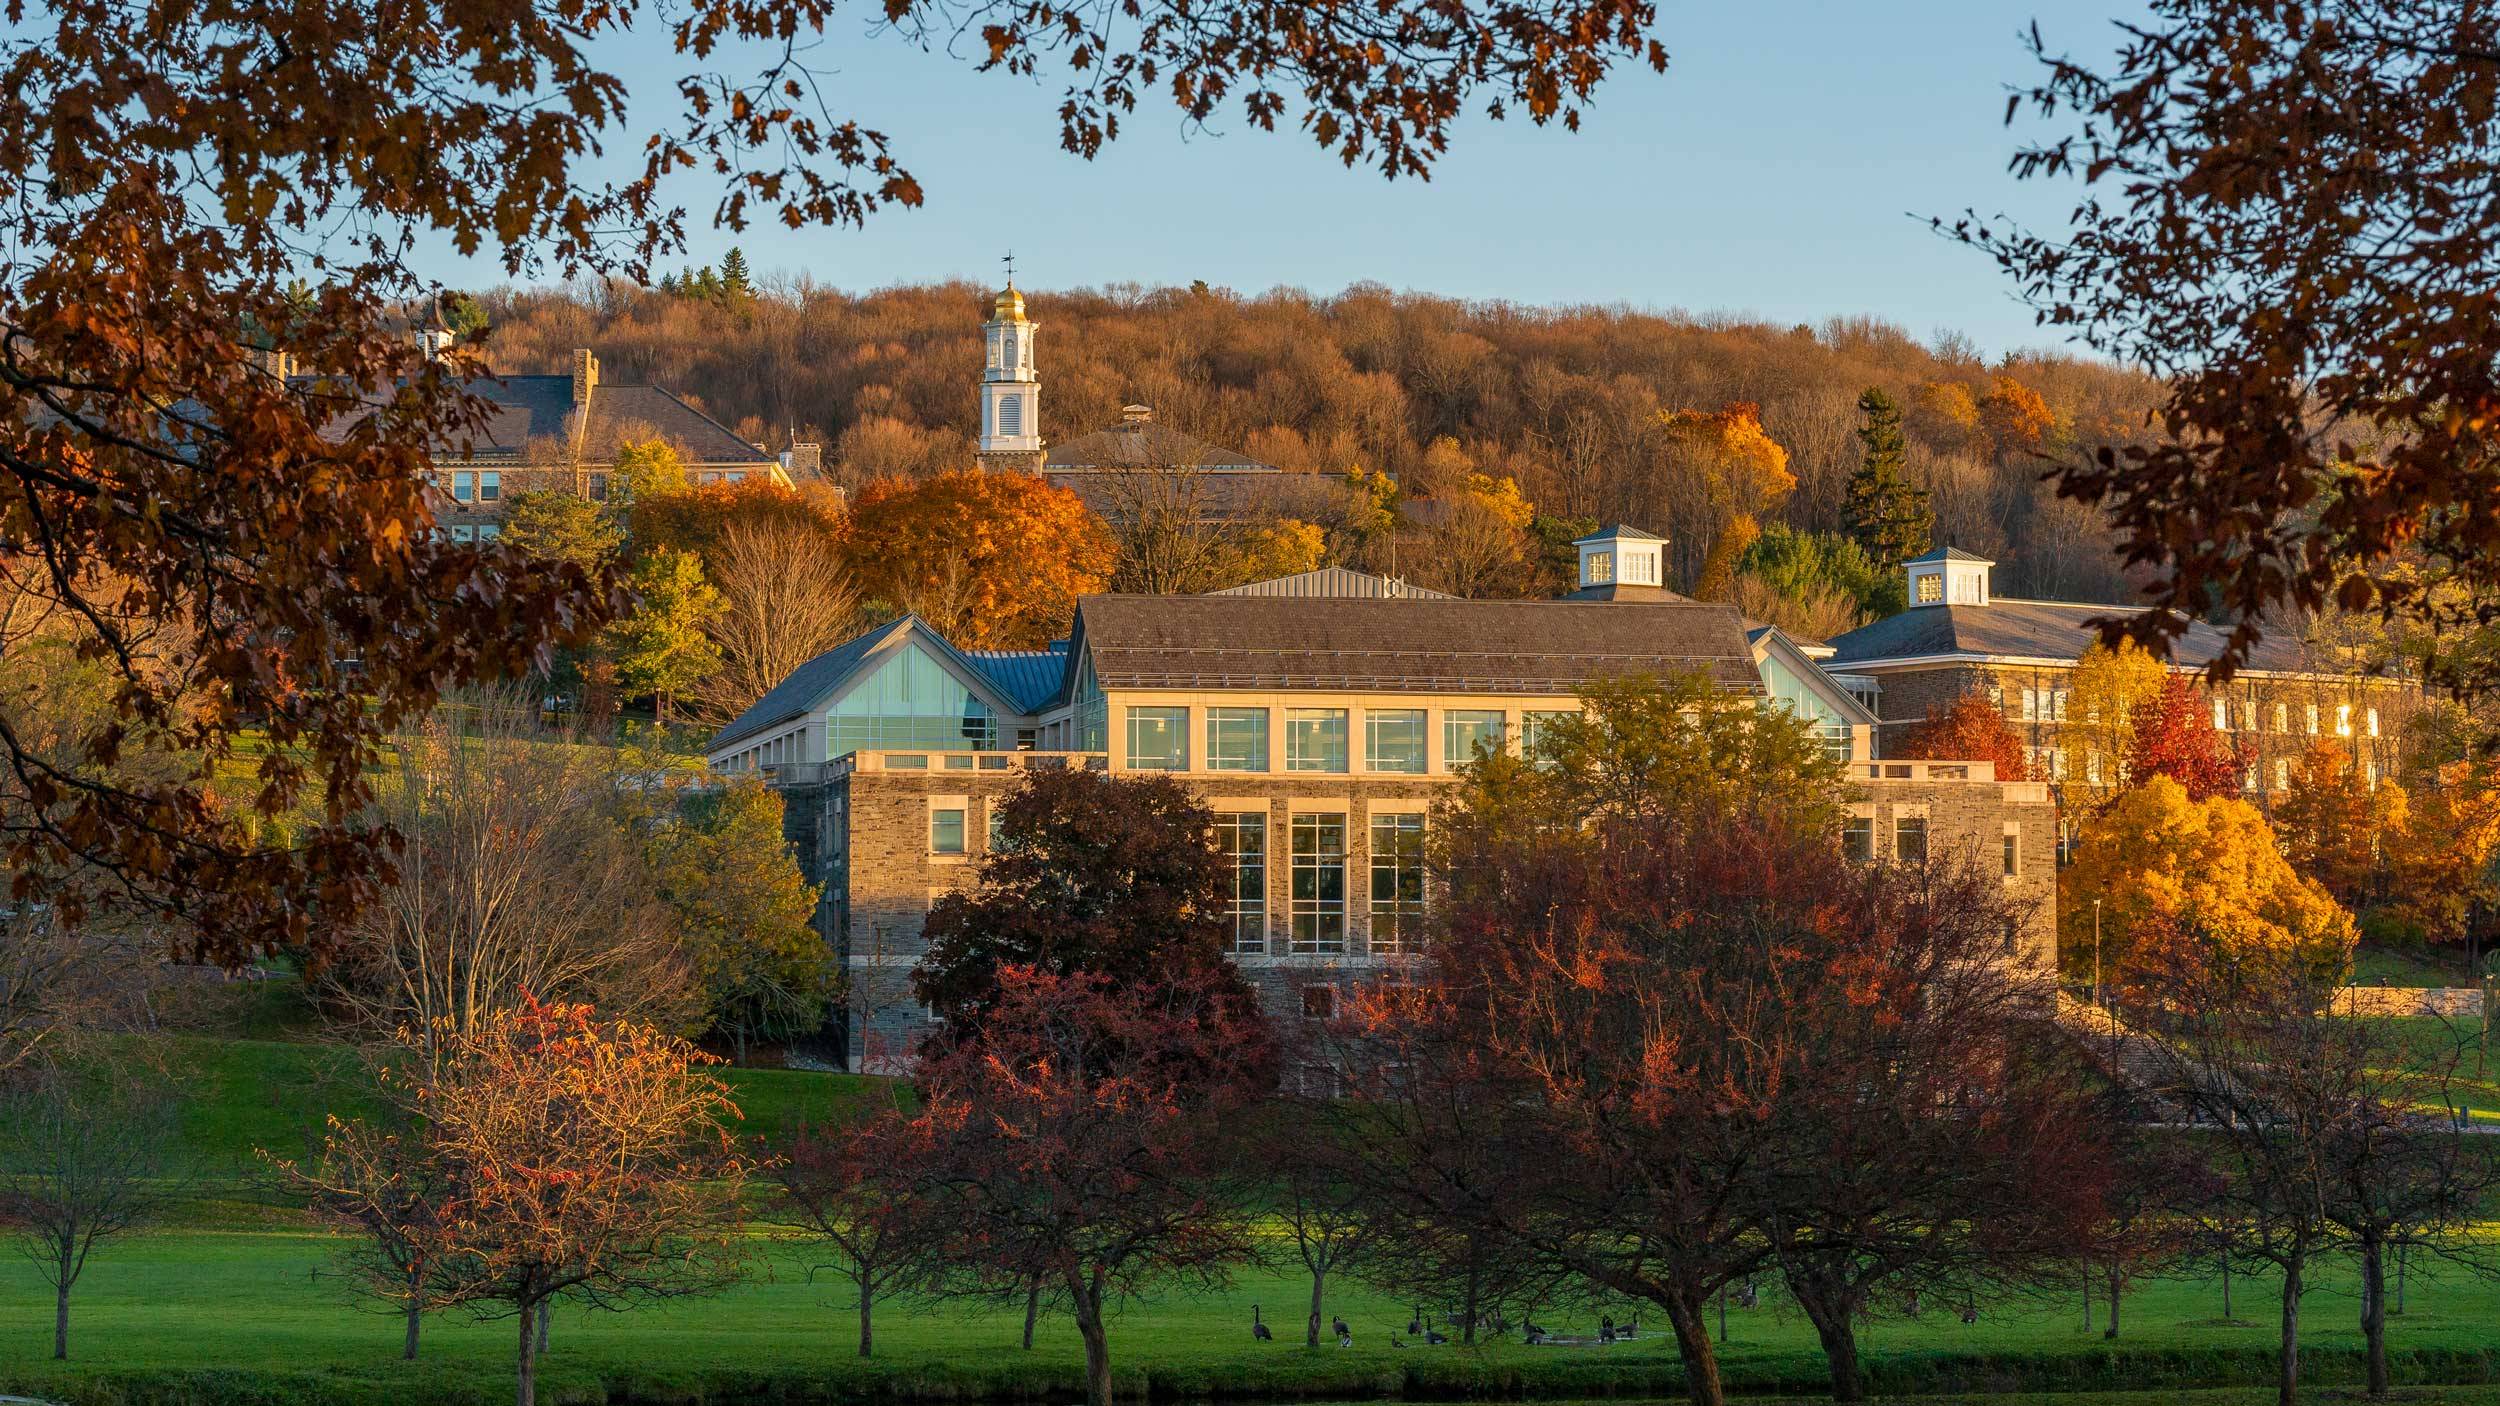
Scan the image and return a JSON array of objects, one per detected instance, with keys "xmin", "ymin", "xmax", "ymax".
[
  {"xmin": 1843, "ymin": 816, "xmax": 1874, "ymax": 864},
  {"xmin": 930, "ymin": 808, "xmax": 966, "ymax": 854}
]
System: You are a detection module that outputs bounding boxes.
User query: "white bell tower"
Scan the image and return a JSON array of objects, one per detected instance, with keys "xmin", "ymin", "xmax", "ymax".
[{"xmin": 977, "ymin": 267, "xmax": 1043, "ymax": 473}]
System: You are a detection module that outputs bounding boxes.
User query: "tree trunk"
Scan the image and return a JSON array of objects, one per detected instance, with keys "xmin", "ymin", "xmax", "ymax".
[
  {"xmin": 536, "ymin": 1298, "xmax": 551, "ymax": 1355},
  {"xmin": 1022, "ymin": 1276, "xmax": 1041, "ymax": 1349},
  {"xmin": 52, "ymin": 1268, "xmax": 69, "ymax": 1361},
  {"xmin": 2080, "ymin": 1271, "xmax": 2093, "ymax": 1332},
  {"xmin": 2222, "ymin": 1259, "xmax": 2234, "ymax": 1321},
  {"xmin": 1792, "ymin": 1280, "xmax": 1866, "ymax": 1405},
  {"xmin": 1307, "ymin": 1263, "xmax": 1326, "ymax": 1348},
  {"xmin": 2361, "ymin": 1239, "xmax": 2388, "ymax": 1398},
  {"xmin": 2104, "ymin": 1263, "xmax": 2122, "ymax": 1340},
  {"xmin": 404, "ymin": 1297, "xmax": 423, "ymax": 1361},
  {"xmin": 1462, "ymin": 1259, "xmax": 1481, "ymax": 1345},
  {"xmin": 859, "ymin": 1282, "xmax": 875, "ymax": 1358},
  {"xmin": 1069, "ymin": 1275, "xmax": 1114, "ymax": 1406},
  {"xmin": 2396, "ymin": 1243, "xmax": 2408, "ymax": 1316},
  {"xmin": 1660, "ymin": 1290, "xmax": 1726, "ymax": 1406},
  {"xmin": 516, "ymin": 1301, "xmax": 539, "ymax": 1406},
  {"xmin": 2278, "ymin": 1252, "xmax": 2304, "ymax": 1406}
]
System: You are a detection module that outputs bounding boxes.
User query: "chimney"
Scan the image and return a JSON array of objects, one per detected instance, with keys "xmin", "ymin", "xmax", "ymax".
[
  {"xmin": 572, "ymin": 348, "xmax": 600, "ymax": 406},
  {"xmin": 1119, "ymin": 403, "xmax": 1153, "ymax": 426},
  {"xmin": 780, "ymin": 441, "xmax": 824, "ymax": 476}
]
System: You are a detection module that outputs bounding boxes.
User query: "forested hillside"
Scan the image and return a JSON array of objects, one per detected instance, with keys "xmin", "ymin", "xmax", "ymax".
[{"xmin": 470, "ymin": 278, "xmax": 2166, "ymax": 602}]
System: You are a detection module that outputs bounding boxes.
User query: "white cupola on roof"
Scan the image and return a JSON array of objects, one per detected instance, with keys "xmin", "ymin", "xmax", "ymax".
[
  {"xmin": 1573, "ymin": 524, "xmax": 1667, "ymax": 589},
  {"xmin": 1905, "ymin": 546, "xmax": 1994, "ymax": 608}
]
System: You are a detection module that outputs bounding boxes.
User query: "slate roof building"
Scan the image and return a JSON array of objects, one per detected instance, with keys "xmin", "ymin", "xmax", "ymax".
[
  {"xmin": 710, "ymin": 550, "xmax": 2052, "ymax": 1072},
  {"xmin": 1823, "ymin": 547, "xmax": 2416, "ymax": 803}
]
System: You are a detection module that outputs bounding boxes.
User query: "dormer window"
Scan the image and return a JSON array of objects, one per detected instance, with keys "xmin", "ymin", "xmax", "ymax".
[
  {"xmin": 1915, "ymin": 572, "xmax": 1944, "ymax": 604},
  {"xmin": 1905, "ymin": 547, "xmax": 1993, "ymax": 609},
  {"xmin": 1572, "ymin": 524, "xmax": 1667, "ymax": 592}
]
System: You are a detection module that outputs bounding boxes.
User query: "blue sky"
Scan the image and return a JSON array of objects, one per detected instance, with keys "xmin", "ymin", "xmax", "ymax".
[{"xmin": 421, "ymin": 1, "xmax": 2142, "ymax": 359}]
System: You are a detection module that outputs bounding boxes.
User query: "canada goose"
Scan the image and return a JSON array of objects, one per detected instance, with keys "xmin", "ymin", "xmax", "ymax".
[
  {"xmin": 1522, "ymin": 1320, "xmax": 1547, "ymax": 1338},
  {"xmin": 1425, "ymin": 1329, "xmax": 1450, "ymax": 1346},
  {"xmin": 1487, "ymin": 1309, "xmax": 1508, "ymax": 1334},
  {"xmin": 1332, "ymin": 1314, "xmax": 1351, "ymax": 1339},
  {"xmin": 1390, "ymin": 1335, "xmax": 1407, "ymax": 1350},
  {"xmin": 1600, "ymin": 1325, "xmax": 1616, "ymax": 1345},
  {"xmin": 1622, "ymin": 1316, "xmax": 1639, "ymax": 1339},
  {"xmin": 1959, "ymin": 1302, "xmax": 1979, "ymax": 1325},
  {"xmin": 1407, "ymin": 1309, "xmax": 1422, "ymax": 1336},
  {"xmin": 1252, "ymin": 1304, "xmax": 1272, "ymax": 1342},
  {"xmin": 1337, "ymin": 1326, "xmax": 1353, "ymax": 1348},
  {"xmin": 1524, "ymin": 1327, "xmax": 1548, "ymax": 1345}
]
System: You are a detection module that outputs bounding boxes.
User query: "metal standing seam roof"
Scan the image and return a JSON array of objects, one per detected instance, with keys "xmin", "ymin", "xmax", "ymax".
[
  {"xmin": 709, "ymin": 617, "xmax": 914, "ymax": 752},
  {"xmin": 1821, "ymin": 598, "xmax": 2315, "ymax": 673},
  {"xmin": 1070, "ymin": 594, "xmax": 1763, "ymax": 694},
  {"xmin": 963, "ymin": 648, "xmax": 1070, "ymax": 713},
  {"xmin": 1212, "ymin": 567, "xmax": 1454, "ymax": 600}
]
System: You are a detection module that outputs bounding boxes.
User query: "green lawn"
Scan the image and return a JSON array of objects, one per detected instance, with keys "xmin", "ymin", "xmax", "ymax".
[
  {"xmin": 7, "ymin": 1222, "xmax": 2500, "ymax": 1403},
  {"xmin": 2351, "ymin": 946, "xmax": 2487, "ymax": 989}
]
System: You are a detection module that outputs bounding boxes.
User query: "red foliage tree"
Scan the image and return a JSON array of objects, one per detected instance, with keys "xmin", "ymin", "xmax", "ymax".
[
  {"xmin": 906, "ymin": 966, "xmax": 1266, "ymax": 1406},
  {"xmin": 1898, "ymin": 691, "xmax": 2032, "ymax": 780},
  {"xmin": 2125, "ymin": 675, "xmax": 2243, "ymax": 801},
  {"xmin": 1341, "ymin": 796, "xmax": 2107, "ymax": 1405}
]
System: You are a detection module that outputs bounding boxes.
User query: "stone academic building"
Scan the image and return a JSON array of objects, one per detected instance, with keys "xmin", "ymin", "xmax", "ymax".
[{"xmin": 712, "ymin": 528, "xmax": 2055, "ymax": 1072}]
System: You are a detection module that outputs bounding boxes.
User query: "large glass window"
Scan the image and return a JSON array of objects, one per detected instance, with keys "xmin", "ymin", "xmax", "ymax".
[
  {"xmin": 1521, "ymin": 709, "xmax": 1572, "ymax": 760},
  {"xmin": 1365, "ymin": 709, "xmax": 1427, "ymax": 774},
  {"xmin": 1290, "ymin": 814, "xmax": 1347, "ymax": 955},
  {"xmin": 1214, "ymin": 813, "xmax": 1267, "ymax": 956},
  {"xmin": 1206, "ymin": 707, "xmax": 1269, "ymax": 772},
  {"xmin": 1894, "ymin": 814, "xmax": 1928, "ymax": 866},
  {"xmin": 1442, "ymin": 710, "xmax": 1504, "ymax": 769},
  {"xmin": 1125, "ymin": 706, "xmax": 1187, "ymax": 770},
  {"xmin": 1369, "ymin": 814, "xmax": 1425, "ymax": 955},
  {"xmin": 1286, "ymin": 709, "xmax": 1349, "ymax": 773},
  {"xmin": 825, "ymin": 644, "xmax": 997, "ymax": 758},
  {"xmin": 930, "ymin": 808, "xmax": 966, "ymax": 855},
  {"xmin": 1843, "ymin": 816, "xmax": 1873, "ymax": 864}
]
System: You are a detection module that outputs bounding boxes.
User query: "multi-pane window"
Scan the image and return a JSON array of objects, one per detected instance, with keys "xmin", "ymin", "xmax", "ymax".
[
  {"xmin": 1365, "ymin": 709, "xmax": 1428, "ymax": 774},
  {"xmin": 2367, "ymin": 707, "xmax": 2381, "ymax": 738},
  {"xmin": 588, "ymin": 472, "xmax": 609, "ymax": 502},
  {"xmin": 2051, "ymin": 689, "xmax": 2070, "ymax": 722},
  {"xmin": 1584, "ymin": 550, "xmax": 1614, "ymax": 584},
  {"xmin": 1443, "ymin": 710, "xmax": 1505, "ymax": 767},
  {"xmin": 1285, "ymin": 709, "xmax": 1349, "ymax": 773},
  {"xmin": 1915, "ymin": 573, "xmax": 1944, "ymax": 603},
  {"xmin": 1290, "ymin": 814, "xmax": 1347, "ymax": 954},
  {"xmin": 2307, "ymin": 703, "xmax": 2321, "ymax": 735},
  {"xmin": 1521, "ymin": 709, "xmax": 1572, "ymax": 760},
  {"xmin": 451, "ymin": 470, "xmax": 475, "ymax": 502},
  {"xmin": 2275, "ymin": 758, "xmax": 2291, "ymax": 791},
  {"xmin": 987, "ymin": 805, "xmax": 1008, "ymax": 852},
  {"xmin": 1894, "ymin": 814, "xmax": 1928, "ymax": 866},
  {"xmin": 1125, "ymin": 706, "xmax": 1188, "ymax": 770},
  {"xmin": 1843, "ymin": 816, "xmax": 1874, "ymax": 863},
  {"xmin": 1213, "ymin": 813, "xmax": 1267, "ymax": 956},
  {"xmin": 1206, "ymin": 707, "xmax": 1269, "ymax": 771},
  {"xmin": 479, "ymin": 470, "xmax": 501, "ymax": 502},
  {"xmin": 2212, "ymin": 697, "xmax": 2230, "ymax": 730},
  {"xmin": 2020, "ymin": 688, "xmax": 2038, "ymax": 722},
  {"xmin": 2336, "ymin": 703, "xmax": 2353, "ymax": 737},
  {"xmin": 930, "ymin": 808, "xmax": 966, "ymax": 854},
  {"xmin": 1369, "ymin": 814, "xmax": 1426, "ymax": 955}
]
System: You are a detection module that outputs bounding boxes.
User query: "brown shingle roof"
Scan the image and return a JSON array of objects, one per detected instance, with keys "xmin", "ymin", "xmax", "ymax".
[
  {"xmin": 1071, "ymin": 594, "xmax": 1761, "ymax": 694},
  {"xmin": 1044, "ymin": 420, "xmax": 1275, "ymax": 471}
]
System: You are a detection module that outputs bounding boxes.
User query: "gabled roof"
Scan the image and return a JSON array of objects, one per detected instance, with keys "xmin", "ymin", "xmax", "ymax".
[
  {"xmin": 1043, "ymin": 420, "xmax": 1276, "ymax": 472},
  {"xmin": 1823, "ymin": 598, "xmax": 2314, "ymax": 673},
  {"xmin": 963, "ymin": 647, "xmax": 1069, "ymax": 713},
  {"xmin": 1069, "ymin": 594, "xmax": 1761, "ymax": 695},
  {"xmin": 317, "ymin": 373, "xmax": 777, "ymax": 467},
  {"xmin": 1213, "ymin": 567, "xmax": 1453, "ymax": 600},
  {"xmin": 1047, "ymin": 467, "xmax": 1340, "ymax": 525},
  {"xmin": 1749, "ymin": 625, "xmax": 1877, "ymax": 727},
  {"xmin": 1905, "ymin": 545, "xmax": 1993, "ymax": 565},
  {"xmin": 1573, "ymin": 524, "xmax": 1666, "ymax": 545},
  {"xmin": 708, "ymin": 616, "xmax": 1034, "ymax": 754}
]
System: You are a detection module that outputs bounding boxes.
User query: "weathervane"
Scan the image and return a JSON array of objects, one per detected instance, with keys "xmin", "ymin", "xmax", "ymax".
[{"xmin": 1002, "ymin": 250, "xmax": 1016, "ymax": 286}]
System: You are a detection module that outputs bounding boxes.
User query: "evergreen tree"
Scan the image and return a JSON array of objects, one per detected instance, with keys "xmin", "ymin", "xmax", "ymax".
[
  {"xmin": 1842, "ymin": 388, "xmax": 1932, "ymax": 577},
  {"xmin": 497, "ymin": 490, "xmax": 622, "ymax": 571},
  {"xmin": 718, "ymin": 247, "xmax": 753, "ymax": 301},
  {"xmin": 605, "ymin": 548, "xmax": 725, "ymax": 726}
]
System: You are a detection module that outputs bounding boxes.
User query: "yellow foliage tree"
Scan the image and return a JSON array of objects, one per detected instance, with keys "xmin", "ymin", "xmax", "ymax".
[
  {"xmin": 1660, "ymin": 402, "xmax": 1793, "ymax": 603},
  {"xmin": 2060, "ymin": 776, "xmax": 2355, "ymax": 989},
  {"xmin": 2065, "ymin": 641, "xmax": 2168, "ymax": 806},
  {"xmin": 613, "ymin": 437, "xmax": 691, "ymax": 505},
  {"xmin": 1977, "ymin": 375, "xmax": 2056, "ymax": 460},
  {"xmin": 847, "ymin": 471, "xmax": 1115, "ymax": 648},
  {"xmin": 2383, "ymin": 760, "xmax": 2500, "ymax": 945}
]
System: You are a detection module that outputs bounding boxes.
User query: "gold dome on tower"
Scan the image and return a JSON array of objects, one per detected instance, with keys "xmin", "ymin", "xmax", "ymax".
[{"xmin": 994, "ymin": 284, "xmax": 1026, "ymax": 318}]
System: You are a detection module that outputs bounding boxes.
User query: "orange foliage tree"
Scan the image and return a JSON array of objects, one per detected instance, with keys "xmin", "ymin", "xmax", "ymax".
[
  {"xmin": 1659, "ymin": 402, "xmax": 1794, "ymax": 602},
  {"xmin": 847, "ymin": 472, "xmax": 1114, "ymax": 648},
  {"xmin": 420, "ymin": 997, "xmax": 749, "ymax": 1406},
  {"xmin": 1977, "ymin": 375, "xmax": 2055, "ymax": 459},
  {"xmin": 2384, "ymin": 760, "xmax": 2500, "ymax": 946},
  {"xmin": 629, "ymin": 478, "xmax": 847, "ymax": 567},
  {"xmin": 1897, "ymin": 691, "xmax": 2030, "ymax": 780},
  {"xmin": 2273, "ymin": 741, "xmax": 2407, "ymax": 908}
]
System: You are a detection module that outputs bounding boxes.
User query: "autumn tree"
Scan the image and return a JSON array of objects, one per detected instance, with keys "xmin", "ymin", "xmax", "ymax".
[
  {"xmin": 0, "ymin": 0, "xmax": 1677, "ymax": 961},
  {"xmin": 1955, "ymin": 3, "xmax": 2500, "ymax": 685},
  {"xmin": 605, "ymin": 548, "xmax": 726, "ymax": 726},
  {"xmin": 422, "ymin": 997, "xmax": 750, "ymax": 1406},
  {"xmin": 2273, "ymin": 741, "xmax": 2407, "ymax": 908},
  {"xmin": 1976, "ymin": 375, "xmax": 2054, "ymax": 460},
  {"xmin": 909, "ymin": 966, "xmax": 1268, "ymax": 1406},
  {"xmin": 629, "ymin": 478, "xmax": 847, "ymax": 569},
  {"xmin": 1659, "ymin": 402, "xmax": 1794, "ymax": 602},
  {"xmin": 1842, "ymin": 388, "xmax": 1932, "ymax": 574},
  {"xmin": 270, "ymin": 1064, "xmax": 462, "ymax": 1360},
  {"xmin": 913, "ymin": 769, "xmax": 1255, "ymax": 1045},
  {"xmin": 2067, "ymin": 641, "xmax": 2167, "ymax": 805},
  {"xmin": 1095, "ymin": 464, "xmax": 1325, "ymax": 595},
  {"xmin": 642, "ymin": 775, "xmax": 835, "ymax": 1058},
  {"xmin": 2124, "ymin": 674, "xmax": 2244, "ymax": 802},
  {"xmin": 0, "ymin": 1055, "xmax": 182, "ymax": 1360},
  {"xmin": 2384, "ymin": 760, "xmax": 2500, "ymax": 946},
  {"xmin": 500, "ymin": 491, "xmax": 625, "ymax": 573},
  {"xmin": 2061, "ymin": 776, "xmax": 2355, "ymax": 989},
  {"xmin": 848, "ymin": 472, "xmax": 1114, "ymax": 648},
  {"xmin": 688, "ymin": 517, "xmax": 861, "ymax": 726},
  {"xmin": 1419, "ymin": 473, "xmax": 1535, "ymax": 597},
  {"xmin": 774, "ymin": 1111, "xmax": 948, "ymax": 1358},
  {"xmin": 1897, "ymin": 691, "xmax": 2030, "ymax": 781},
  {"xmin": 1735, "ymin": 524, "xmax": 1890, "ymax": 639},
  {"xmin": 611, "ymin": 438, "xmax": 692, "ymax": 506}
]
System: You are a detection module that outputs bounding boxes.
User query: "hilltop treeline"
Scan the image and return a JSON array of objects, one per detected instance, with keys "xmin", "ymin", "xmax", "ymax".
[{"xmin": 471, "ymin": 278, "xmax": 2166, "ymax": 600}]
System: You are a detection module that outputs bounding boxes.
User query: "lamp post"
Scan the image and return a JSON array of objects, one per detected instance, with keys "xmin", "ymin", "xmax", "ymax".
[{"xmin": 2092, "ymin": 898, "xmax": 2103, "ymax": 1009}]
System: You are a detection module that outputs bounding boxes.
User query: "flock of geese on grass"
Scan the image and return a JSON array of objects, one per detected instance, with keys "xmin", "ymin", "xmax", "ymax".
[{"xmin": 1248, "ymin": 1304, "xmax": 1645, "ymax": 1349}]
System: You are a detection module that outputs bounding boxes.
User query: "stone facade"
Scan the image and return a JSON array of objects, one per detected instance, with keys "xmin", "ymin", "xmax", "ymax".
[{"xmin": 778, "ymin": 749, "xmax": 2057, "ymax": 1071}]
